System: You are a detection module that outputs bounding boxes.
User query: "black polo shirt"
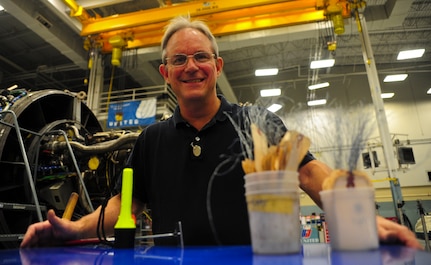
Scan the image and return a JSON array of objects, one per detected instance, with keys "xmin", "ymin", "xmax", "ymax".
[{"xmin": 129, "ymin": 95, "xmax": 314, "ymax": 246}]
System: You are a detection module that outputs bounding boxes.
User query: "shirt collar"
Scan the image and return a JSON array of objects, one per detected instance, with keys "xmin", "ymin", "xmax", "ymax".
[{"xmin": 173, "ymin": 95, "xmax": 234, "ymax": 128}]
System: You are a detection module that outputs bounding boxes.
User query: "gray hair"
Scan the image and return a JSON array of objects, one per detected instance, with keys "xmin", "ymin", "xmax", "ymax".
[{"xmin": 161, "ymin": 16, "xmax": 219, "ymax": 63}]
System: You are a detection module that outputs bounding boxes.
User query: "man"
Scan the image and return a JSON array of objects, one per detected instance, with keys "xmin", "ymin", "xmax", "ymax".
[{"xmin": 20, "ymin": 16, "xmax": 422, "ymax": 249}]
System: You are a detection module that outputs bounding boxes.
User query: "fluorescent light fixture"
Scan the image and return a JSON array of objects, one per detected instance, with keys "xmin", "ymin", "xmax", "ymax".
[
  {"xmin": 78, "ymin": 0, "xmax": 132, "ymax": 9},
  {"xmin": 397, "ymin": 49, "xmax": 425, "ymax": 60},
  {"xmin": 383, "ymin": 74, "xmax": 408, "ymax": 82},
  {"xmin": 267, "ymin": 103, "xmax": 282, "ymax": 113},
  {"xmin": 427, "ymin": 88, "xmax": 431, "ymax": 94},
  {"xmin": 308, "ymin": 82, "xmax": 330, "ymax": 90},
  {"xmin": 260, "ymin": 88, "xmax": 281, "ymax": 97},
  {"xmin": 255, "ymin": 68, "xmax": 279, "ymax": 76},
  {"xmin": 307, "ymin": 99, "xmax": 327, "ymax": 106},
  {"xmin": 6, "ymin": 84, "xmax": 18, "ymax": 91},
  {"xmin": 381, "ymin": 93, "xmax": 394, "ymax": 99},
  {"xmin": 310, "ymin": 59, "xmax": 335, "ymax": 69}
]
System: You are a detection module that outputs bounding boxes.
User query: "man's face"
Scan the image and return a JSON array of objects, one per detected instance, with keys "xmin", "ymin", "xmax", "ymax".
[{"xmin": 159, "ymin": 28, "xmax": 223, "ymax": 103}]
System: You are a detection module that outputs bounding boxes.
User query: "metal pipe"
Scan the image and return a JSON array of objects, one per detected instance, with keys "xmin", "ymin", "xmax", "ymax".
[
  {"xmin": 2, "ymin": 110, "xmax": 43, "ymax": 221},
  {"xmin": 43, "ymin": 132, "xmax": 140, "ymax": 154},
  {"xmin": 417, "ymin": 200, "xmax": 430, "ymax": 251},
  {"xmin": 47, "ymin": 130, "xmax": 95, "ymax": 212},
  {"xmin": 356, "ymin": 12, "xmax": 404, "ymax": 220}
]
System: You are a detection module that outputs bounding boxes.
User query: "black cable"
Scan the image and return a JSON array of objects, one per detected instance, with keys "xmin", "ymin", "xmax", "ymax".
[
  {"xmin": 96, "ymin": 202, "xmax": 103, "ymax": 241},
  {"xmin": 96, "ymin": 167, "xmax": 118, "ymax": 247},
  {"xmin": 206, "ymin": 148, "xmax": 243, "ymax": 246},
  {"xmin": 96, "ymin": 196, "xmax": 114, "ymax": 246},
  {"xmin": 403, "ymin": 213, "xmax": 413, "ymax": 231}
]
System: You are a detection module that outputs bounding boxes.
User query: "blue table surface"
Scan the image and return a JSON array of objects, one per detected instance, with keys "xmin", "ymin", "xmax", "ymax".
[{"xmin": 1, "ymin": 244, "xmax": 430, "ymax": 265}]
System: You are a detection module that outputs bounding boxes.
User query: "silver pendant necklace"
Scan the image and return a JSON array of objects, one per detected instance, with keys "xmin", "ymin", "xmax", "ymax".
[{"xmin": 191, "ymin": 136, "xmax": 201, "ymax": 157}]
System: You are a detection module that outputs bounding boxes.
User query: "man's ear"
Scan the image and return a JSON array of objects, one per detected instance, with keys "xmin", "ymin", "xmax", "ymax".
[
  {"xmin": 159, "ymin": 64, "xmax": 169, "ymax": 82},
  {"xmin": 216, "ymin": 57, "xmax": 224, "ymax": 77}
]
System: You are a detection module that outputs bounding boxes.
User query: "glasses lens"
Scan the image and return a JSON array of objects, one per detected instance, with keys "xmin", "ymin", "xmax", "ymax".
[
  {"xmin": 194, "ymin": 52, "xmax": 212, "ymax": 63},
  {"xmin": 168, "ymin": 52, "xmax": 214, "ymax": 66},
  {"xmin": 171, "ymin": 54, "xmax": 188, "ymax": 66}
]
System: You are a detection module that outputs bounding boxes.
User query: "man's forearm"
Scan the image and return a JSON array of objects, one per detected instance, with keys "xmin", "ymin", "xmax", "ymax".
[
  {"xmin": 76, "ymin": 194, "xmax": 122, "ymax": 239},
  {"xmin": 298, "ymin": 160, "xmax": 332, "ymax": 208}
]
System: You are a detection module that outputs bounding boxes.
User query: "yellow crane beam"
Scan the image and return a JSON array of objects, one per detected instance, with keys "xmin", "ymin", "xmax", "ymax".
[
  {"xmin": 62, "ymin": 0, "xmax": 353, "ymax": 53},
  {"xmin": 81, "ymin": 0, "xmax": 299, "ymax": 36}
]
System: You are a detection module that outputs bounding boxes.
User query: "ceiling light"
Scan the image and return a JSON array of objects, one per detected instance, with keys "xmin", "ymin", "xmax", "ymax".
[
  {"xmin": 267, "ymin": 103, "xmax": 282, "ymax": 113},
  {"xmin": 0, "ymin": 5, "xmax": 4, "ymax": 12},
  {"xmin": 427, "ymin": 88, "xmax": 431, "ymax": 94},
  {"xmin": 255, "ymin": 68, "xmax": 279, "ymax": 76},
  {"xmin": 310, "ymin": 59, "xmax": 335, "ymax": 69},
  {"xmin": 6, "ymin": 84, "xmax": 18, "ymax": 91},
  {"xmin": 77, "ymin": 0, "xmax": 133, "ymax": 9},
  {"xmin": 381, "ymin": 93, "xmax": 395, "ymax": 99},
  {"xmin": 397, "ymin": 49, "xmax": 425, "ymax": 60},
  {"xmin": 383, "ymin": 74, "xmax": 408, "ymax": 82},
  {"xmin": 308, "ymin": 82, "xmax": 330, "ymax": 90},
  {"xmin": 307, "ymin": 99, "xmax": 327, "ymax": 106},
  {"xmin": 260, "ymin": 88, "xmax": 281, "ymax": 97}
]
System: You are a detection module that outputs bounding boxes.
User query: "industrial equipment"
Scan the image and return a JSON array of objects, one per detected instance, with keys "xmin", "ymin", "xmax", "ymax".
[{"xmin": 0, "ymin": 88, "xmax": 139, "ymax": 248}]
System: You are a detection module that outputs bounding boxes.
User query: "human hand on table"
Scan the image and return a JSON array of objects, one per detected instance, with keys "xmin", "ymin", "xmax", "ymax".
[
  {"xmin": 376, "ymin": 215, "xmax": 423, "ymax": 250},
  {"xmin": 20, "ymin": 209, "xmax": 80, "ymax": 248}
]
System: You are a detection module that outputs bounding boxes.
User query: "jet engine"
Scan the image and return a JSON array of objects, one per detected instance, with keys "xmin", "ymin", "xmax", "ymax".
[{"xmin": 0, "ymin": 88, "xmax": 139, "ymax": 248}]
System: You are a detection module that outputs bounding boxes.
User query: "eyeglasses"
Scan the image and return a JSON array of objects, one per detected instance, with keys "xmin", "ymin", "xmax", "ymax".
[{"xmin": 165, "ymin": 52, "xmax": 216, "ymax": 67}]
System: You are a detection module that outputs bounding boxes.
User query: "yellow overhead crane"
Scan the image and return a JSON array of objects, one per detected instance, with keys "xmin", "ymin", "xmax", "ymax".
[{"xmin": 63, "ymin": 0, "xmax": 365, "ymax": 57}]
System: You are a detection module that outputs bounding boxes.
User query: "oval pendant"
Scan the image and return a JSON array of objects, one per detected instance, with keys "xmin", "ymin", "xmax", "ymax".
[{"xmin": 193, "ymin": 145, "xmax": 202, "ymax": 157}]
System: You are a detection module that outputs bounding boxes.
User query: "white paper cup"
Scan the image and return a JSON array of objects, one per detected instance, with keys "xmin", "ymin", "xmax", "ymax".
[
  {"xmin": 244, "ymin": 171, "xmax": 301, "ymax": 254},
  {"xmin": 320, "ymin": 187, "xmax": 379, "ymax": 251}
]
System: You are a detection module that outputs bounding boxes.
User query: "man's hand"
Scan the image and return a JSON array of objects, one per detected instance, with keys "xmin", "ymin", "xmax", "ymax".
[
  {"xmin": 20, "ymin": 209, "xmax": 80, "ymax": 248},
  {"xmin": 376, "ymin": 215, "xmax": 423, "ymax": 250}
]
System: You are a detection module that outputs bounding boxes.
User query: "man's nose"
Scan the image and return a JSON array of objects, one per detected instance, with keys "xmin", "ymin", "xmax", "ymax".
[{"xmin": 184, "ymin": 56, "xmax": 199, "ymax": 70}]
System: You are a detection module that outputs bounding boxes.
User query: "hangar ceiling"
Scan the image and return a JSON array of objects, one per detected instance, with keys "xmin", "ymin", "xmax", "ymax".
[{"xmin": 0, "ymin": 0, "xmax": 430, "ymax": 113}]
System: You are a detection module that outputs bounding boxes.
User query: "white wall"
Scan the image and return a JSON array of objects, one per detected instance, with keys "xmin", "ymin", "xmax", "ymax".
[{"xmin": 280, "ymin": 71, "xmax": 431, "ymax": 188}]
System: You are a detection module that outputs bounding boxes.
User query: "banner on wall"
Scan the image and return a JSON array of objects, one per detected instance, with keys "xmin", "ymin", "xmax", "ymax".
[{"xmin": 107, "ymin": 98, "xmax": 157, "ymax": 128}]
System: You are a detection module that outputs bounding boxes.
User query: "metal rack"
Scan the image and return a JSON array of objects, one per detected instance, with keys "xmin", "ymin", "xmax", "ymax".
[
  {"xmin": 0, "ymin": 110, "xmax": 94, "ymax": 246},
  {"xmin": 0, "ymin": 110, "xmax": 46, "ymax": 245}
]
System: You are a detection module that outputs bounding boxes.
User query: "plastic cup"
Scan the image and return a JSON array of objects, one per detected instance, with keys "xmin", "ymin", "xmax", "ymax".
[
  {"xmin": 245, "ymin": 180, "xmax": 297, "ymax": 194},
  {"xmin": 244, "ymin": 170, "xmax": 299, "ymax": 195},
  {"xmin": 319, "ymin": 187, "xmax": 379, "ymax": 251},
  {"xmin": 244, "ymin": 170, "xmax": 299, "ymax": 183},
  {"xmin": 244, "ymin": 170, "xmax": 301, "ymax": 254}
]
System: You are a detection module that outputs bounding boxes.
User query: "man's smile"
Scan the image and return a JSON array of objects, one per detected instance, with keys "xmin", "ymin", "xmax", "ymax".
[{"xmin": 183, "ymin": 78, "xmax": 204, "ymax": 83}]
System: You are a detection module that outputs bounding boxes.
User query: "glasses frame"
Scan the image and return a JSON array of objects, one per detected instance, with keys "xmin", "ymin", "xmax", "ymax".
[{"xmin": 164, "ymin": 52, "xmax": 216, "ymax": 67}]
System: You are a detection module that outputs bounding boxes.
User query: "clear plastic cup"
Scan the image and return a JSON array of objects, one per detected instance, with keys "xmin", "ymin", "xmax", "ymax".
[
  {"xmin": 244, "ymin": 170, "xmax": 299, "ymax": 195},
  {"xmin": 244, "ymin": 170, "xmax": 299, "ymax": 183},
  {"xmin": 319, "ymin": 187, "xmax": 379, "ymax": 251},
  {"xmin": 244, "ymin": 171, "xmax": 301, "ymax": 254},
  {"xmin": 245, "ymin": 180, "xmax": 298, "ymax": 194}
]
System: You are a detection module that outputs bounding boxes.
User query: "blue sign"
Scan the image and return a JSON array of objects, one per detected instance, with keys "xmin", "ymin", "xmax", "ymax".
[{"xmin": 107, "ymin": 98, "xmax": 156, "ymax": 128}]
